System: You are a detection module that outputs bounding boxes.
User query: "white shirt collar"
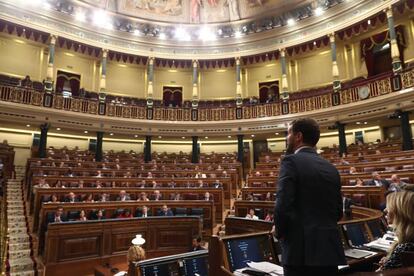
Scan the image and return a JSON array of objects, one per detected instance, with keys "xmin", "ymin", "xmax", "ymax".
[{"xmin": 294, "ymin": 146, "xmax": 314, "ymax": 154}]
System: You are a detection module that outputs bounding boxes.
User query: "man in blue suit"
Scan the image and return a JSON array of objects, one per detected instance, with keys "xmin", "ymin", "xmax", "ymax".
[
  {"xmin": 158, "ymin": 204, "xmax": 174, "ymax": 216},
  {"xmin": 274, "ymin": 118, "xmax": 346, "ymax": 276}
]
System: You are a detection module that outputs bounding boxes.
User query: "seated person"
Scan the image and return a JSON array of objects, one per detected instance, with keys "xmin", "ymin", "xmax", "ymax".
[
  {"xmin": 355, "ymin": 178, "xmax": 364, "ymax": 187},
  {"xmin": 151, "ymin": 180, "xmax": 159, "ymax": 188},
  {"xmin": 138, "ymin": 206, "xmax": 150, "ymax": 218},
  {"xmin": 116, "ymin": 190, "xmax": 131, "ymax": 201},
  {"xmin": 388, "ymin": 174, "xmax": 410, "ymax": 192},
  {"xmin": 95, "ymin": 209, "xmax": 105, "ymax": 220},
  {"xmin": 65, "ymin": 192, "xmax": 79, "ymax": 203},
  {"xmin": 78, "ymin": 210, "xmax": 88, "ymax": 221},
  {"xmin": 213, "ymin": 180, "xmax": 222, "ymax": 188},
  {"xmin": 20, "ymin": 75, "xmax": 33, "ymax": 88},
  {"xmin": 203, "ymin": 192, "xmax": 213, "ymax": 201},
  {"xmin": 365, "ymin": 172, "xmax": 390, "ymax": 189},
  {"xmin": 48, "ymin": 194, "xmax": 59, "ymax": 203},
  {"xmin": 83, "ymin": 193, "xmax": 94, "ymax": 203},
  {"xmin": 137, "ymin": 192, "xmax": 150, "ymax": 201},
  {"xmin": 158, "ymin": 204, "xmax": 173, "ymax": 216},
  {"xmin": 349, "ymin": 166, "xmax": 357, "ymax": 174},
  {"xmin": 192, "ymin": 236, "xmax": 205, "ymax": 251},
  {"xmin": 197, "ymin": 180, "xmax": 205, "ymax": 188},
  {"xmin": 378, "ymin": 191, "xmax": 414, "ymax": 271},
  {"xmin": 245, "ymin": 208, "xmax": 258, "ymax": 220},
  {"xmin": 99, "ymin": 193, "xmax": 109, "ymax": 202},
  {"xmin": 117, "ymin": 209, "xmax": 133, "ymax": 219},
  {"xmin": 264, "ymin": 210, "xmax": 274, "ymax": 222},
  {"xmin": 127, "ymin": 235, "xmax": 146, "ymax": 276},
  {"xmin": 151, "ymin": 190, "xmax": 162, "ymax": 201},
  {"xmin": 47, "ymin": 206, "xmax": 66, "ymax": 223},
  {"xmin": 35, "ymin": 178, "xmax": 50, "ymax": 188}
]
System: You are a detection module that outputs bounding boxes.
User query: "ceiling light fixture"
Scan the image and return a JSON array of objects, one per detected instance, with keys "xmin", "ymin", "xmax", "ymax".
[
  {"xmin": 234, "ymin": 31, "xmax": 242, "ymax": 38},
  {"xmin": 110, "ymin": 133, "xmax": 114, "ymax": 136},
  {"xmin": 26, "ymin": 124, "xmax": 30, "ymax": 127},
  {"xmin": 314, "ymin": 7, "xmax": 324, "ymax": 16},
  {"xmin": 174, "ymin": 27, "xmax": 190, "ymax": 41},
  {"xmin": 158, "ymin": 33, "xmax": 166, "ymax": 40},
  {"xmin": 287, "ymin": 18, "xmax": 295, "ymax": 26},
  {"xmin": 84, "ymin": 130, "xmax": 88, "ymax": 134},
  {"xmin": 134, "ymin": 135, "xmax": 138, "ymax": 138},
  {"xmin": 56, "ymin": 127, "xmax": 61, "ymax": 131},
  {"xmin": 93, "ymin": 10, "xmax": 112, "ymax": 30},
  {"xmin": 75, "ymin": 10, "xmax": 86, "ymax": 22}
]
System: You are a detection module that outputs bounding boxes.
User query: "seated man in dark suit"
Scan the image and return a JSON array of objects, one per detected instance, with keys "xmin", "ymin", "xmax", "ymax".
[
  {"xmin": 47, "ymin": 206, "xmax": 67, "ymax": 223},
  {"xmin": 365, "ymin": 172, "xmax": 390, "ymax": 189},
  {"xmin": 158, "ymin": 204, "xmax": 173, "ymax": 216},
  {"xmin": 116, "ymin": 190, "xmax": 131, "ymax": 201},
  {"xmin": 64, "ymin": 192, "xmax": 79, "ymax": 203},
  {"xmin": 139, "ymin": 206, "xmax": 151, "ymax": 218}
]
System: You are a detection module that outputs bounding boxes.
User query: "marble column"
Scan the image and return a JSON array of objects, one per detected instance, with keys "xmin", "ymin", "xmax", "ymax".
[
  {"xmin": 38, "ymin": 123, "xmax": 49, "ymax": 158},
  {"xmin": 147, "ymin": 57, "xmax": 155, "ymax": 107},
  {"xmin": 400, "ymin": 111, "xmax": 413, "ymax": 151},
  {"xmin": 192, "ymin": 136, "xmax": 199, "ymax": 163},
  {"xmin": 95, "ymin": 132, "xmax": 104, "ymax": 162},
  {"xmin": 235, "ymin": 57, "xmax": 243, "ymax": 107},
  {"xmin": 329, "ymin": 33, "xmax": 341, "ymax": 92},
  {"xmin": 385, "ymin": 7, "xmax": 402, "ymax": 73},
  {"xmin": 280, "ymin": 49, "xmax": 289, "ymax": 101},
  {"xmin": 44, "ymin": 35, "xmax": 57, "ymax": 92},
  {"xmin": 192, "ymin": 60, "xmax": 199, "ymax": 108}
]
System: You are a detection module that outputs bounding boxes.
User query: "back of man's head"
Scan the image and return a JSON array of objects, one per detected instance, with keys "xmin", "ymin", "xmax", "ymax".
[{"xmin": 291, "ymin": 118, "xmax": 320, "ymax": 146}]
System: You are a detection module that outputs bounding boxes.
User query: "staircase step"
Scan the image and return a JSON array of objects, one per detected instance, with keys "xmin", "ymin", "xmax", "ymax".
[
  {"xmin": 9, "ymin": 242, "xmax": 31, "ymax": 251},
  {"xmin": 10, "ymin": 270, "xmax": 35, "ymax": 276},
  {"xmin": 9, "ymin": 258, "xmax": 34, "ymax": 273},
  {"xmin": 8, "ymin": 249, "xmax": 32, "ymax": 260}
]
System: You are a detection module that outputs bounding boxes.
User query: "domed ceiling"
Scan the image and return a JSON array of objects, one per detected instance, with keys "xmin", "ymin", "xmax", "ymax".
[{"xmin": 82, "ymin": 0, "xmax": 312, "ymax": 24}]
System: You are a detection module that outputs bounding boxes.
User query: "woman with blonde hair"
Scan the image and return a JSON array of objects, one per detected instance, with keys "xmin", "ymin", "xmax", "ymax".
[
  {"xmin": 378, "ymin": 191, "xmax": 414, "ymax": 270},
  {"xmin": 127, "ymin": 235, "xmax": 146, "ymax": 275}
]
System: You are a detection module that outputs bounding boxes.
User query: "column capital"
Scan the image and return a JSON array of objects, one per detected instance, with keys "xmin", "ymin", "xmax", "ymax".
[
  {"xmin": 49, "ymin": 34, "xmax": 58, "ymax": 45},
  {"xmin": 235, "ymin": 56, "xmax": 241, "ymax": 64},
  {"xmin": 148, "ymin": 57, "xmax": 155, "ymax": 65},
  {"xmin": 192, "ymin": 59, "xmax": 198, "ymax": 67},
  {"xmin": 280, "ymin": 48, "xmax": 286, "ymax": 57},
  {"xmin": 102, "ymin": 49, "xmax": 109, "ymax": 58},
  {"xmin": 384, "ymin": 6, "xmax": 393, "ymax": 18},
  {"xmin": 328, "ymin": 33, "xmax": 336, "ymax": 42}
]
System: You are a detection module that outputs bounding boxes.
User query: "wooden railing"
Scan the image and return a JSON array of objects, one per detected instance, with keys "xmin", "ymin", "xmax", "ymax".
[{"xmin": 0, "ymin": 68, "xmax": 412, "ymax": 121}]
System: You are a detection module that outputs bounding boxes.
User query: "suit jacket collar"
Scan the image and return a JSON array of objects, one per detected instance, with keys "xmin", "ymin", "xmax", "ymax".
[{"xmin": 294, "ymin": 146, "xmax": 317, "ymax": 154}]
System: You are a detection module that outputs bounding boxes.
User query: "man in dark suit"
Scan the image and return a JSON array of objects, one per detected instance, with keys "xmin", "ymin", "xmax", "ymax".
[
  {"xmin": 47, "ymin": 206, "xmax": 67, "ymax": 223},
  {"xmin": 274, "ymin": 118, "xmax": 346, "ymax": 276},
  {"xmin": 158, "ymin": 204, "xmax": 173, "ymax": 216},
  {"xmin": 64, "ymin": 192, "xmax": 79, "ymax": 203},
  {"xmin": 365, "ymin": 172, "xmax": 390, "ymax": 190}
]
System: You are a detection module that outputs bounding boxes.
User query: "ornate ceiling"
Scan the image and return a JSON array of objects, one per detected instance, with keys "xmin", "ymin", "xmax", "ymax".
[
  {"xmin": 82, "ymin": 0, "xmax": 312, "ymax": 24},
  {"xmin": 0, "ymin": 0, "xmax": 400, "ymax": 58}
]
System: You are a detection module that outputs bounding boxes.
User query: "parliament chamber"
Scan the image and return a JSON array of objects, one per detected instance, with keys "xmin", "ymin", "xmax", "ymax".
[{"xmin": 1, "ymin": 0, "xmax": 414, "ymax": 275}]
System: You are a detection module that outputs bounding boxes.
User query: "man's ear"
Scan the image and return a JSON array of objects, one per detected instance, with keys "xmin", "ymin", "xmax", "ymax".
[{"xmin": 295, "ymin": 131, "xmax": 303, "ymax": 143}]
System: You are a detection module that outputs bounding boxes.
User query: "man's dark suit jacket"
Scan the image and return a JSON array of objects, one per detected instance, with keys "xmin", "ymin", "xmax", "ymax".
[
  {"xmin": 158, "ymin": 210, "xmax": 174, "ymax": 216},
  {"xmin": 274, "ymin": 148, "xmax": 346, "ymax": 266},
  {"xmin": 365, "ymin": 179, "xmax": 390, "ymax": 190},
  {"xmin": 46, "ymin": 213, "xmax": 67, "ymax": 224}
]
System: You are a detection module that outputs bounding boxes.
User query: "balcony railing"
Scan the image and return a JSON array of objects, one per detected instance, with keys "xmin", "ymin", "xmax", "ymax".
[{"xmin": 0, "ymin": 68, "xmax": 412, "ymax": 122}]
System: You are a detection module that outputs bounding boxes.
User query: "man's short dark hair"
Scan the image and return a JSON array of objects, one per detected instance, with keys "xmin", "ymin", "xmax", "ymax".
[{"xmin": 291, "ymin": 118, "xmax": 320, "ymax": 146}]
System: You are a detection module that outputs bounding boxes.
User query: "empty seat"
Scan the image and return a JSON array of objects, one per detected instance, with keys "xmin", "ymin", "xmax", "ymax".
[
  {"xmin": 174, "ymin": 207, "xmax": 188, "ymax": 216},
  {"xmin": 191, "ymin": 208, "xmax": 204, "ymax": 217}
]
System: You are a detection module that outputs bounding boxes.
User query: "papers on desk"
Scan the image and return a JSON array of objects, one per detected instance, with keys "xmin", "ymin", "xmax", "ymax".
[
  {"xmin": 365, "ymin": 233, "xmax": 397, "ymax": 252},
  {"xmin": 234, "ymin": 261, "xmax": 284, "ymax": 275}
]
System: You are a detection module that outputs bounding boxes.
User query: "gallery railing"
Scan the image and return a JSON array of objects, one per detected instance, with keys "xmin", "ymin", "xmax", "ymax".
[{"xmin": 0, "ymin": 68, "xmax": 412, "ymax": 122}]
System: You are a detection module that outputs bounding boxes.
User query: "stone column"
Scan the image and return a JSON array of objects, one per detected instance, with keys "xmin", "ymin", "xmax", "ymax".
[
  {"xmin": 44, "ymin": 35, "xmax": 57, "ymax": 92},
  {"xmin": 144, "ymin": 136, "xmax": 152, "ymax": 162},
  {"xmin": 95, "ymin": 132, "xmax": 104, "ymax": 162},
  {"xmin": 192, "ymin": 60, "xmax": 199, "ymax": 108},
  {"xmin": 329, "ymin": 33, "xmax": 341, "ymax": 92},
  {"xmin": 385, "ymin": 7, "xmax": 402, "ymax": 73},
  {"xmin": 235, "ymin": 57, "xmax": 243, "ymax": 107},
  {"xmin": 146, "ymin": 57, "xmax": 155, "ymax": 107},
  {"xmin": 38, "ymin": 123, "xmax": 49, "ymax": 158},
  {"xmin": 237, "ymin": 134, "xmax": 244, "ymax": 163},
  {"xmin": 192, "ymin": 136, "xmax": 199, "ymax": 163},
  {"xmin": 99, "ymin": 49, "xmax": 108, "ymax": 102},
  {"xmin": 336, "ymin": 122, "xmax": 347, "ymax": 156},
  {"xmin": 400, "ymin": 111, "xmax": 413, "ymax": 151},
  {"xmin": 280, "ymin": 49, "xmax": 289, "ymax": 101}
]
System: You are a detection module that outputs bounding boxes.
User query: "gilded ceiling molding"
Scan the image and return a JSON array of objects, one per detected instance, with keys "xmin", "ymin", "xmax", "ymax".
[{"xmin": 0, "ymin": 0, "xmax": 401, "ymax": 59}]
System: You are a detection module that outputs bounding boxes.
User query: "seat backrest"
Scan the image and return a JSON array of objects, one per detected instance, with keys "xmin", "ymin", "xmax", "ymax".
[{"xmin": 174, "ymin": 207, "xmax": 188, "ymax": 216}]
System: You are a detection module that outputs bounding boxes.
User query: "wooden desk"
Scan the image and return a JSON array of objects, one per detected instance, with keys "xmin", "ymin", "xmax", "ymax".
[
  {"xmin": 43, "ymin": 216, "xmax": 200, "ymax": 276},
  {"xmin": 32, "ymin": 187, "xmax": 224, "ymax": 224}
]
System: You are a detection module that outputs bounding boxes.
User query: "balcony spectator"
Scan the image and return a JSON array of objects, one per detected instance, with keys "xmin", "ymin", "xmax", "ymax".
[
  {"xmin": 99, "ymin": 193, "xmax": 109, "ymax": 202},
  {"xmin": 265, "ymin": 210, "xmax": 274, "ymax": 222},
  {"xmin": 138, "ymin": 192, "xmax": 150, "ymax": 201},
  {"xmin": 20, "ymin": 75, "xmax": 33, "ymax": 88},
  {"xmin": 117, "ymin": 209, "xmax": 133, "ymax": 219}
]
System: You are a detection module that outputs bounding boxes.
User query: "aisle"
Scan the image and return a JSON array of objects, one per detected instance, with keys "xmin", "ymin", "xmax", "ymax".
[{"xmin": 6, "ymin": 166, "xmax": 35, "ymax": 276}]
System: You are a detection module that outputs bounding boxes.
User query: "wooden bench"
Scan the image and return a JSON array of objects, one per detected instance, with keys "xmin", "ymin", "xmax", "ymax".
[
  {"xmin": 43, "ymin": 216, "xmax": 201, "ymax": 276},
  {"xmin": 37, "ymin": 200, "xmax": 215, "ymax": 255},
  {"xmin": 30, "ymin": 176, "xmax": 233, "ymax": 207},
  {"xmin": 32, "ymin": 187, "xmax": 224, "ymax": 224}
]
